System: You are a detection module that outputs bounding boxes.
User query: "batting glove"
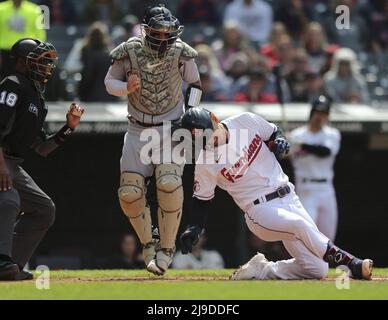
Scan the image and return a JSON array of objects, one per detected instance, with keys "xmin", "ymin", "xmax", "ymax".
[
  {"xmin": 269, "ymin": 138, "xmax": 290, "ymax": 157},
  {"xmin": 180, "ymin": 225, "xmax": 202, "ymax": 254}
]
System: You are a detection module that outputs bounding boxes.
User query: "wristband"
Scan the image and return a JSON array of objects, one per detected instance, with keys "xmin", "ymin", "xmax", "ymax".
[
  {"xmin": 185, "ymin": 84, "xmax": 202, "ymax": 109},
  {"xmin": 54, "ymin": 125, "xmax": 74, "ymax": 145}
]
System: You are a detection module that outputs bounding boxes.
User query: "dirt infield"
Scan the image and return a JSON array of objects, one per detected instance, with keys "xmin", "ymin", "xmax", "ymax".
[
  {"xmin": 44, "ymin": 275, "xmax": 388, "ymax": 283},
  {"xmin": 50, "ymin": 275, "xmax": 230, "ymax": 283}
]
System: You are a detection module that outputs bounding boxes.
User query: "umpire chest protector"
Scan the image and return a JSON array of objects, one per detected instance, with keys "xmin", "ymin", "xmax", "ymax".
[{"xmin": 110, "ymin": 37, "xmax": 197, "ymax": 115}]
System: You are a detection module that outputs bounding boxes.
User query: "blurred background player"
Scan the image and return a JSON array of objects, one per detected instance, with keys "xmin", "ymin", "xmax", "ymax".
[
  {"xmin": 289, "ymin": 95, "xmax": 341, "ymax": 241},
  {"xmin": 104, "ymin": 4, "xmax": 202, "ymax": 275},
  {"xmin": 0, "ymin": 38, "xmax": 84, "ymax": 281}
]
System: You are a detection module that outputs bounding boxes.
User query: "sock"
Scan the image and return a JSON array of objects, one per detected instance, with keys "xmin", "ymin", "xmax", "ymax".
[{"xmin": 323, "ymin": 241, "xmax": 355, "ymax": 267}]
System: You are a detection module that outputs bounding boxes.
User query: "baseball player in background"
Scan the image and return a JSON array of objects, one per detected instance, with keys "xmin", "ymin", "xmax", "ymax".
[
  {"xmin": 289, "ymin": 95, "xmax": 340, "ymax": 241},
  {"xmin": 104, "ymin": 4, "xmax": 202, "ymax": 275},
  {"xmin": 179, "ymin": 108, "xmax": 372, "ymax": 280},
  {"xmin": 0, "ymin": 38, "xmax": 84, "ymax": 281}
]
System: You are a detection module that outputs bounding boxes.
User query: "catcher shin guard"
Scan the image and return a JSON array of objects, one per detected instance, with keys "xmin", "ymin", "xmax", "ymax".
[
  {"xmin": 118, "ymin": 172, "xmax": 152, "ymax": 246},
  {"xmin": 155, "ymin": 164, "xmax": 184, "ymax": 250}
]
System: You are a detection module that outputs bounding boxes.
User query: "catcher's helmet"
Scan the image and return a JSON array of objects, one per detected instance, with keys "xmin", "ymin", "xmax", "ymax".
[
  {"xmin": 310, "ymin": 94, "xmax": 332, "ymax": 118},
  {"xmin": 142, "ymin": 4, "xmax": 183, "ymax": 56},
  {"xmin": 11, "ymin": 38, "xmax": 57, "ymax": 84}
]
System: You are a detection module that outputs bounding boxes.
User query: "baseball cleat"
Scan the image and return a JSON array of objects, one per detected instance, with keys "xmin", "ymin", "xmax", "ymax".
[
  {"xmin": 230, "ymin": 252, "xmax": 268, "ymax": 280},
  {"xmin": 155, "ymin": 248, "xmax": 175, "ymax": 274},
  {"xmin": 0, "ymin": 261, "xmax": 19, "ymax": 281},
  {"xmin": 13, "ymin": 270, "xmax": 34, "ymax": 281},
  {"xmin": 146, "ymin": 259, "xmax": 165, "ymax": 276},
  {"xmin": 349, "ymin": 258, "xmax": 373, "ymax": 280},
  {"xmin": 143, "ymin": 241, "xmax": 158, "ymax": 267},
  {"xmin": 361, "ymin": 259, "xmax": 373, "ymax": 280}
]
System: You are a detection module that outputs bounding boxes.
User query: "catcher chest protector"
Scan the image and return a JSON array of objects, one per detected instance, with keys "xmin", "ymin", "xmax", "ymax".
[{"xmin": 110, "ymin": 37, "xmax": 197, "ymax": 116}]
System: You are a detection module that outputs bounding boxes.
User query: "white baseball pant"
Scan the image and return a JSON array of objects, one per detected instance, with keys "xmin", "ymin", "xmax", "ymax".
[
  {"xmin": 244, "ymin": 188, "xmax": 330, "ymax": 280},
  {"xmin": 296, "ymin": 184, "xmax": 338, "ymax": 241}
]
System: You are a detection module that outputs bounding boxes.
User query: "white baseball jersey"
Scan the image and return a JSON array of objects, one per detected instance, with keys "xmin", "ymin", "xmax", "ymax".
[
  {"xmin": 193, "ymin": 112, "xmax": 289, "ymax": 212},
  {"xmin": 289, "ymin": 125, "xmax": 341, "ymax": 189}
]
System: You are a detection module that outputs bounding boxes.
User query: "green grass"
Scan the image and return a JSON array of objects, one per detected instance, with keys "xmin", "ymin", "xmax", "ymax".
[{"xmin": 0, "ymin": 269, "xmax": 387, "ymax": 300}]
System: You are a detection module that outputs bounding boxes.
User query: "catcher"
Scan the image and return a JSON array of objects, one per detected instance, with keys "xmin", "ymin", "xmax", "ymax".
[
  {"xmin": 104, "ymin": 4, "xmax": 202, "ymax": 275},
  {"xmin": 0, "ymin": 38, "xmax": 84, "ymax": 281}
]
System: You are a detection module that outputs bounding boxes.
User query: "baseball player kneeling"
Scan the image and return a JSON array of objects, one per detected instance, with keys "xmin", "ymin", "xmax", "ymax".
[{"xmin": 179, "ymin": 108, "xmax": 372, "ymax": 280}]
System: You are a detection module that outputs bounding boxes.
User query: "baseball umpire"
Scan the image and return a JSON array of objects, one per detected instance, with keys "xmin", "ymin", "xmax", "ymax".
[
  {"xmin": 0, "ymin": 38, "xmax": 84, "ymax": 281},
  {"xmin": 105, "ymin": 4, "xmax": 202, "ymax": 275}
]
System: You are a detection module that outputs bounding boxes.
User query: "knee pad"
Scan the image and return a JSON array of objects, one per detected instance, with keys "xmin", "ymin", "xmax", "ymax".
[
  {"xmin": 155, "ymin": 164, "xmax": 183, "ymax": 213},
  {"xmin": 118, "ymin": 172, "xmax": 146, "ymax": 218},
  {"xmin": 118, "ymin": 172, "xmax": 152, "ymax": 245}
]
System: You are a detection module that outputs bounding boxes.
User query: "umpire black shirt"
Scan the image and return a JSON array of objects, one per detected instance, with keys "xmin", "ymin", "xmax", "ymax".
[{"xmin": 0, "ymin": 73, "xmax": 48, "ymax": 159}]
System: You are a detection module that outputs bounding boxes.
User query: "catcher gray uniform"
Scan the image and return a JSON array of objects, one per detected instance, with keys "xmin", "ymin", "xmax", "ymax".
[{"xmin": 104, "ymin": 36, "xmax": 200, "ymax": 274}]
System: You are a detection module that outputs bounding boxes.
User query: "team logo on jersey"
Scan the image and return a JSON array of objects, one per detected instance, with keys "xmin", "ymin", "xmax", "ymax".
[
  {"xmin": 28, "ymin": 103, "xmax": 38, "ymax": 116},
  {"xmin": 193, "ymin": 180, "xmax": 200, "ymax": 193},
  {"xmin": 221, "ymin": 134, "xmax": 262, "ymax": 183}
]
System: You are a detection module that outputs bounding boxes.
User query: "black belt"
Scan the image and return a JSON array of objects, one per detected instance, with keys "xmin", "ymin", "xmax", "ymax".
[
  {"xmin": 302, "ymin": 178, "xmax": 327, "ymax": 183},
  {"xmin": 130, "ymin": 119, "xmax": 164, "ymax": 127},
  {"xmin": 253, "ymin": 185, "xmax": 291, "ymax": 206},
  {"xmin": 128, "ymin": 116, "xmax": 180, "ymax": 128},
  {"xmin": 136, "ymin": 121, "xmax": 163, "ymax": 127}
]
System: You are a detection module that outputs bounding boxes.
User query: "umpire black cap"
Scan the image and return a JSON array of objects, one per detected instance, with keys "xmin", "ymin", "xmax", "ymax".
[{"xmin": 181, "ymin": 107, "xmax": 217, "ymax": 132}]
